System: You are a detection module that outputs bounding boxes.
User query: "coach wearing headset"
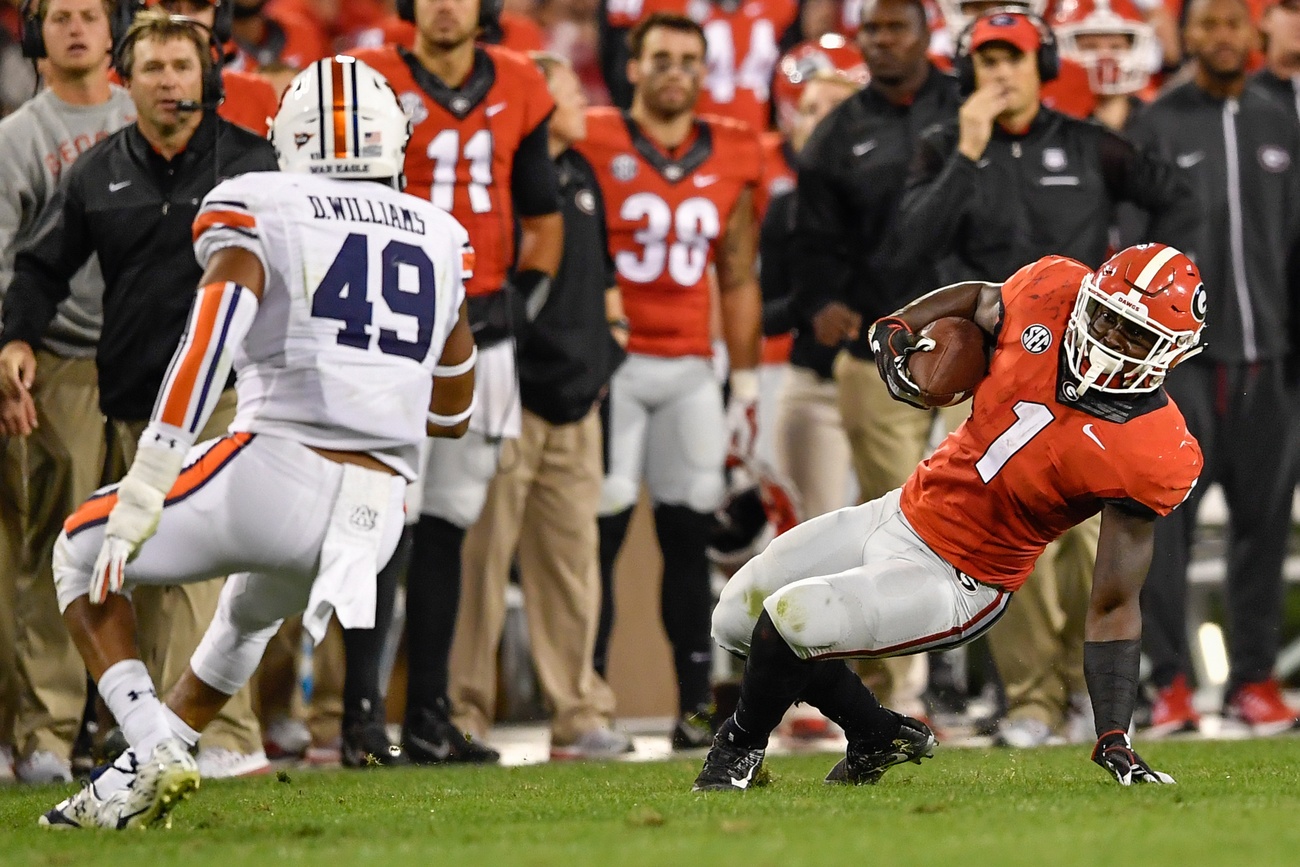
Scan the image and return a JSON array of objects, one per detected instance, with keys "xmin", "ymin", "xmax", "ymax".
[
  {"xmin": 0, "ymin": 8, "xmax": 277, "ymax": 777},
  {"xmin": 893, "ymin": 9, "xmax": 1197, "ymax": 749}
]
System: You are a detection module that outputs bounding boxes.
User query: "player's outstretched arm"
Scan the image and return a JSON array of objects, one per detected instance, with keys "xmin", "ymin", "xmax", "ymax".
[
  {"xmin": 91, "ymin": 248, "xmax": 266, "ymax": 604},
  {"xmin": 427, "ymin": 300, "xmax": 476, "ymax": 439},
  {"xmin": 1083, "ymin": 504, "xmax": 1175, "ymax": 786}
]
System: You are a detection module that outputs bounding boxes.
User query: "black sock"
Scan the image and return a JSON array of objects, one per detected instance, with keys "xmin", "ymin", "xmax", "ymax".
[
  {"xmin": 594, "ymin": 508, "xmax": 633, "ymax": 678},
  {"xmin": 403, "ymin": 515, "xmax": 466, "ymax": 722},
  {"xmin": 342, "ymin": 525, "xmax": 411, "ymax": 723},
  {"xmin": 800, "ymin": 659, "xmax": 901, "ymax": 748},
  {"xmin": 728, "ymin": 610, "xmax": 814, "ymax": 749},
  {"xmin": 654, "ymin": 504, "xmax": 715, "ymax": 715}
]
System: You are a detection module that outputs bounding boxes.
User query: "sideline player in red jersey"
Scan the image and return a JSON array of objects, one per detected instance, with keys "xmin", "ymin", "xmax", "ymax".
[
  {"xmin": 695, "ymin": 243, "xmax": 1206, "ymax": 790},
  {"xmin": 577, "ymin": 11, "xmax": 763, "ymax": 749},
  {"xmin": 349, "ymin": 0, "xmax": 563, "ymax": 766}
]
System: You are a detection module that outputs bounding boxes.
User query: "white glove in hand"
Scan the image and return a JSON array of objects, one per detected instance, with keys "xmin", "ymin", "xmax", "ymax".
[
  {"xmin": 726, "ymin": 369, "xmax": 760, "ymax": 463},
  {"xmin": 89, "ymin": 444, "xmax": 184, "ymax": 604}
]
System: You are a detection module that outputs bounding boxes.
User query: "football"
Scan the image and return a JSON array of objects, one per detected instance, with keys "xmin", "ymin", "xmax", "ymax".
[{"xmin": 906, "ymin": 317, "xmax": 989, "ymax": 407}]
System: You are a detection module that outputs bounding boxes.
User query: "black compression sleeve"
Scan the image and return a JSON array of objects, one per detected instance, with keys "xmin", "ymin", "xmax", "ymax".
[
  {"xmin": 510, "ymin": 117, "xmax": 562, "ymax": 218},
  {"xmin": 1083, "ymin": 638, "xmax": 1142, "ymax": 737}
]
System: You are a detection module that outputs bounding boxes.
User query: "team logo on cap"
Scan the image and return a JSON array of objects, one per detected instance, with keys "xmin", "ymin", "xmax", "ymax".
[
  {"xmin": 1191, "ymin": 283, "xmax": 1207, "ymax": 323},
  {"xmin": 988, "ymin": 13, "xmax": 1018, "ymax": 26},
  {"xmin": 1021, "ymin": 324, "xmax": 1052, "ymax": 354}
]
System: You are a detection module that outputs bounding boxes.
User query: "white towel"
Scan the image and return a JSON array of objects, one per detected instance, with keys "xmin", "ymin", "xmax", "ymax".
[{"xmin": 302, "ymin": 463, "xmax": 393, "ymax": 644}]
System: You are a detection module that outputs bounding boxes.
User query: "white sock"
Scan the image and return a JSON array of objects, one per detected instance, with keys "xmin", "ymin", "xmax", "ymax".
[
  {"xmin": 98, "ymin": 659, "xmax": 171, "ymax": 762},
  {"xmin": 91, "ymin": 749, "xmax": 138, "ymax": 798},
  {"xmin": 164, "ymin": 706, "xmax": 200, "ymax": 749}
]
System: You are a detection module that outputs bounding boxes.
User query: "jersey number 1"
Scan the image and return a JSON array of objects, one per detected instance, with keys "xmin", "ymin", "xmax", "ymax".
[
  {"xmin": 311, "ymin": 232, "xmax": 437, "ymax": 361},
  {"xmin": 975, "ymin": 401, "xmax": 1055, "ymax": 483}
]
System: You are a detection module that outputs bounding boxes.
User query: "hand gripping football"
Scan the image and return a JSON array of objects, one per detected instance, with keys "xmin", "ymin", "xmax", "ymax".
[{"xmin": 906, "ymin": 317, "xmax": 988, "ymax": 407}]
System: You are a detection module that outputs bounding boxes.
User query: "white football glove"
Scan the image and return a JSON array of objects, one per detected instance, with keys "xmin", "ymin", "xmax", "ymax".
[
  {"xmin": 89, "ymin": 444, "xmax": 184, "ymax": 604},
  {"xmin": 726, "ymin": 369, "xmax": 760, "ymax": 464}
]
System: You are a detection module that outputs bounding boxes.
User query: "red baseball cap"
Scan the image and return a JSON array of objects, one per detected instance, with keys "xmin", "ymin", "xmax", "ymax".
[{"xmin": 968, "ymin": 13, "xmax": 1042, "ymax": 55}]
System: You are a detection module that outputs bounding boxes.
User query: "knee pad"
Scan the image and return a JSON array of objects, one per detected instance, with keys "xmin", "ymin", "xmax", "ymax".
[
  {"xmin": 52, "ymin": 530, "xmax": 93, "ymax": 613},
  {"xmin": 598, "ymin": 474, "xmax": 638, "ymax": 517},
  {"xmin": 764, "ymin": 579, "xmax": 851, "ymax": 660}
]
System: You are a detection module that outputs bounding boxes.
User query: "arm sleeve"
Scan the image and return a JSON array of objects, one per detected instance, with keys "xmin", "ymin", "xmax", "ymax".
[
  {"xmin": 511, "ymin": 118, "xmax": 562, "ymax": 218},
  {"xmin": 1098, "ymin": 128, "xmax": 1199, "ymax": 251},
  {"xmin": 0, "ymin": 172, "xmax": 93, "ymax": 349},
  {"xmin": 894, "ymin": 126, "xmax": 980, "ymax": 271}
]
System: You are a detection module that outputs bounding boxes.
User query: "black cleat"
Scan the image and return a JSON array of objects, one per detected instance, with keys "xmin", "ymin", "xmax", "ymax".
[
  {"xmin": 691, "ymin": 731, "xmax": 768, "ymax": 792},
  {"xmin": 825, "ymin": 713, "xmax": 937, "ymax": 785},
  {"xmin": 670, "ymin": 708, "xmax": 715, "ymax": 752},
  {"xmin": 342, "ymin": 707, "xmax": 410, "ymax": 769},
  {"xmin": 402, "ymin": 699, "xmax": 500, "ymax": 765}
]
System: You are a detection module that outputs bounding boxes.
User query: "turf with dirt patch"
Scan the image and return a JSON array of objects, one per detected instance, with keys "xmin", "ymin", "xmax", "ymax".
[{"xmin": 3, "ymin": 739, "xmax": 1300, "ymax": 867}]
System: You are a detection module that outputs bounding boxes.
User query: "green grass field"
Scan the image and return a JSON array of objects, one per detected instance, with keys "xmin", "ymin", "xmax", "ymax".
[{"xmin": 4, "ymin": 739, "xmax": 1300, "ymax": 867}]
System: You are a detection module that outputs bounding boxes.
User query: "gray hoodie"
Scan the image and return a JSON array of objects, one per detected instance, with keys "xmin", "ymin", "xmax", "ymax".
[{"xmin": 0, "ymin": 85, "xmax": 135, "ymax": 358}]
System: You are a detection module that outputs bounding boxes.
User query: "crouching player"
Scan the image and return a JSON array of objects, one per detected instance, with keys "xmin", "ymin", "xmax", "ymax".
[
  {"xmin": 41, "ymin": 56, "xmax": 477, "ymax": 829},
  {"xmin": 697, "ymin": 244, "xmax": 1205, "ymax": 791}
]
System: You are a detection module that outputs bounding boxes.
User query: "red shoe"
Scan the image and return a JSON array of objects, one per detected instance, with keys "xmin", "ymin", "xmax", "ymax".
[
  {"xmin": 1146, "ymin": 674, "xmax": 1200, "ymax": 737},
  {"xmin": 1226, "ymin": 679, "xmax": 1299, "ymax": 736}
]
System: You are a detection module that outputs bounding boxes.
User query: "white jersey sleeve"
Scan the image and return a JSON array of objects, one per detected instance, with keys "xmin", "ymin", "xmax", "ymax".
[{"xmin": 192, "ymin": 172, "xmax": 470, "ymax": 480}]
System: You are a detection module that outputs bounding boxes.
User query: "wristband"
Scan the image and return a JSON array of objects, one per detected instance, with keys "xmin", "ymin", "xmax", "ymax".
[{"xmin": 729, "ymin": 368, "xmax": 760, "ymax": 402}]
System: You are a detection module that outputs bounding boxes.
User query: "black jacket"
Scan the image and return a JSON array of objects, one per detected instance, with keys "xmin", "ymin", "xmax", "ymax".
[
  {"xmin": 1250, "ymin": 69, "xmax": 1300, "ymax": 125},
  {"xmin": 1126, "ymin": 81, "xmax": 1300, "ymax": 362},
  {"xmin": 761, "ymin": 188, "xmax": 838, "ymax": 380},
  {"xmin": 0, "ymin": 114, "xmax": 277, "ymax": 420},
  {"xmin": 898, "ymin": 106, "xmax": 1198, "ymax": 284},
  {"xmin": 519, "ymin": 148, "xmax": 626, "ymax": 426},
  {"xmin": 791, "ymin": 66, "xmax": 964, "ymax": 359}
]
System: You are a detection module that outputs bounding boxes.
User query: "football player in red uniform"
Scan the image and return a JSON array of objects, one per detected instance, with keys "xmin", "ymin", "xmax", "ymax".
[
  {"xmin": 577, "ymin": 12, "xmax": 762, "ymax": 749},
  {"xmin": 697, "ymin": 243, "xmax": 1205, "ymax": 791},
  {"xmin": 348, "ymin": 0, "xmax": 563, "ymax": 766}
]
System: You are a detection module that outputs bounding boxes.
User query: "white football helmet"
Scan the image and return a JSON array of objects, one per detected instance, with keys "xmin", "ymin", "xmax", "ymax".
[
  {"xmin": 1052, "ymin": 0, "xmax": 1157, "ymax": 96},
  {"xmin": 271, "ymin": 56, "xmax": 411, "ymax": 189}
]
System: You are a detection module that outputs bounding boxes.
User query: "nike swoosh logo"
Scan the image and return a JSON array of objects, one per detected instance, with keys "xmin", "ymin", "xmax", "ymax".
[
  {"xmin": 109, "ymin": 180, "xmax": 131, "ymax": 192},
  {"xmin": 851, "ymin": 140, "xmax": 876, "ymax": 156},
  {"xmin": 405, "ymin": 732, "xmax": 453, "ymax": 761},
  {"xmin": 1176, "ymin": 152, "xmax": 1205, "ymax": 169},
  {"xmin": 693, "ymin": 174, "xmax": 718, "ymax": 187},
  {"xmin": 485, "ymin": 103, "xmax": 507, "ymax": 117},
  {"xmin": 1083, "ymin": 423, "xmax": 1106, "ymax": 450},
  {"xmin": 729, "ymin": 770, "xmax": 755, "ymax": 789}
]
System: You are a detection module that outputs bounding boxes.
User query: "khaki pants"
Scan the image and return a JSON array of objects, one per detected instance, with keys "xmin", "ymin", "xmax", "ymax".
[
  {"xmin": 108, "ymin": 389, "xmax": 261, "ymax": 753},
  {"xmin": 834, "ymin": 352, "xmax": 968, "ymax": 715},
  {"xmin": 450, "ymin": 408, "xmax": 615, "ymax": 744},
  {"xmin": 987, "ymin": 516, "xmax": 1100, "ymax": 729},
  {"xmin": 2, "ymin": 353, "xmax": 104, "ymax": 760},
  {"xmin": 773, "ymin": 366, "xmax": 853, "ymax": 520}
]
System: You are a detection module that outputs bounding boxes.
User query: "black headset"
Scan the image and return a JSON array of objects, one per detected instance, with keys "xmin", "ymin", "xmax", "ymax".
[
  {"xmin": 954, "ymin": 7, "xmax": 1059, "ymax": 97},
  {"xmin": 21, "ymin": 0, "xmax": 130, "ymax": 59},
  {"xmin": 112, "ymin": 7, "xmax": 225, "ymax": 108},
  {"xmin": 396, "ymin": 0, "xmax": 504, "ymax": 33}
]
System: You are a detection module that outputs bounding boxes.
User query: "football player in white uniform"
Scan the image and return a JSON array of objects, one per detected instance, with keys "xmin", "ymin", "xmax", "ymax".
[{"xmin": 39, "ymin": 56, "xmax": 477, "ymax": 830}]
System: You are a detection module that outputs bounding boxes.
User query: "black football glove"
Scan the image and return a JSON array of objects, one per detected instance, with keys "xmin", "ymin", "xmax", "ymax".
[
  {"xmin": 1091, "ymin": 730, "xmax": 1175, "ymax": 786},
  {"xmin": 867, "ymin": 316, "xmax": 933, "ymax": 409}
]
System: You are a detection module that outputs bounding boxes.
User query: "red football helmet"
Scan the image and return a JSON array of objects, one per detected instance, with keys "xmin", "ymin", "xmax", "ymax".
[
  {"xmin": 1051, "ymin": 0, "xmax": 1156, "ymax": 95},
  {"xmin": 1065, "ymin": 244, "xmax": 1206, "ymax": 394},
  {"xmin": 772, "ymin": 34, "xmax": 868, "ymax": 135},
  {"xmin": 939, "ymin": 0, "xmax": 1048, "ymax": 38}
]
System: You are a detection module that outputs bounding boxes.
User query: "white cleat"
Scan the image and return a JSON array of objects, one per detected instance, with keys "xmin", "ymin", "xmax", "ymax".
[
  {"xmin": 39, "ymin": 782, "xmax": 112, "ymax": 830},
  {"xmin": 104, "ymin": 739, "xmax": 201, "ymax": 830}
]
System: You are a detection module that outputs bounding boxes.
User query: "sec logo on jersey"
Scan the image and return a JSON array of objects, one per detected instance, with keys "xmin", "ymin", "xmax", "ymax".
[
  {"xmin": 611, "ymin": 154, "xmax": 639, "ymax": 182},
  {"xmin": 398, "ymin": 92, "xmax": 428, "ymax": 125},
  {"xmin": 1021, "ymin": 324, "xmax": 1053, "ymax": 354}
]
